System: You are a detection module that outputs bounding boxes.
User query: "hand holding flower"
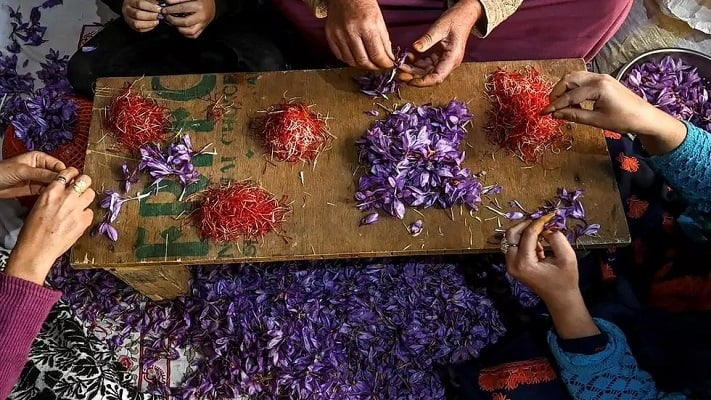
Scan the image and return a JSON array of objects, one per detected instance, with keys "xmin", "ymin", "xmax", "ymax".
[{"xmin": 0, "ymin": 152, "xmax": 65, "ymax": 199}]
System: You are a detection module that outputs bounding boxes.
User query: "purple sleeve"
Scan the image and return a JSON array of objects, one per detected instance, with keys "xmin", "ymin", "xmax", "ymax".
[{"xmin": 0, "ymin": 274, "xmax": 61, "ymax": 399}]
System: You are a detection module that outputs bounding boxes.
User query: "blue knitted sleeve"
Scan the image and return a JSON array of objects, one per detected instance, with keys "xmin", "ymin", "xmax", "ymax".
[
  {"xmin": 547, "ymin": 318, "xmax": 659, "ymax": 400},
  {"xmin": 647, "ymin": 122, "xmax": 711, "ymax": 241}
]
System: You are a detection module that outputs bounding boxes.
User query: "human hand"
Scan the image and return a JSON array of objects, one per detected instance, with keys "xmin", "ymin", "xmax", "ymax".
[
  {"xmin": 5, "ymin": 168, "xmax": 95, "ymax": 285},
  {"xmin": 0, "ymin": 152, "xmax": 66, "ymax": 199},
  {"xmin": 325, "ymin": 0, "xmax": 395, "ymax": 70},
  {"xmin": 397, "ymin": 0, "xmax": 482, "ymax": 87},
  {"xmin": 504, "ymin": 214, "xmax": 580, "ymax": 308},
  {"xmin": 122, "ymin": 0, "xmax": 161, "ymax": 33},
  {"xmin": 504, "ymin": 215, "xmax": 602, "ymax": 339},
  {"xmin": 163, "ymin": 0, "xmax": 216, "ymax": 39},
  {"xmin": 541, "ymin": 72, "xmax": 687, "ymax": 155}
]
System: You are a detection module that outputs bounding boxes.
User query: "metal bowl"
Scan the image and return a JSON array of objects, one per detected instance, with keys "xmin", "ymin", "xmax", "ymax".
[{"xmin": 615, "ymin": 47, "xmax": 711, "ymax": 83}]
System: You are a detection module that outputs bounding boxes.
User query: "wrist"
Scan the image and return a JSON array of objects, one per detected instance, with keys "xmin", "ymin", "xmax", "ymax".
[
  {"xmin": 545, "ymin": 293, "xmax": 601, "ymax": 340},
  {"xmin": 5, "ymin": 248, "xmax": 55, "ymax": 286},
  {"xmin": 455, "ymin": 0, "xmax": 483, "ymax": 17},
  {"xmin": 540, "ymin": 288, "xmax": 583, "ymax": 311},
  {"xmin": 634, "ymin": 108, "xmax": 687, "ymax": 155}
]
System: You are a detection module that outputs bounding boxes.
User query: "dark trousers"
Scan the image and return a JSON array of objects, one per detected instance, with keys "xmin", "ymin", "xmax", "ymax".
[{"xmin": 68, "ymin": 15, "xmax": 286, "ymax": 96}]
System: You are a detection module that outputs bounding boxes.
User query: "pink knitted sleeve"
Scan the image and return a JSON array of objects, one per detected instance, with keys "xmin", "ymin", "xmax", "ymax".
[{"xmin": 0, "ymin": 274, "xmax": 61, "ymax": 398}]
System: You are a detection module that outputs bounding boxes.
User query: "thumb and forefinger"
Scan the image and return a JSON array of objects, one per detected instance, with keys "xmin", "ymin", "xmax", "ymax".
[{"xmin": 32, "ymin": 152, "xmax": 66, "ymax": 172}]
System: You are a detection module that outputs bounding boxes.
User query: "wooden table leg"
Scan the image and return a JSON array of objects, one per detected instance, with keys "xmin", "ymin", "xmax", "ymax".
[{"xmin": 106, "ymin": 265, "xmax": 191, "ymax": 301}]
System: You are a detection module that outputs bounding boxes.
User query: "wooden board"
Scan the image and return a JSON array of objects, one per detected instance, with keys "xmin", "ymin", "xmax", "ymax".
[{"xmin": 72, "ymin": 59, "xmax": 630, "ymax": 270}]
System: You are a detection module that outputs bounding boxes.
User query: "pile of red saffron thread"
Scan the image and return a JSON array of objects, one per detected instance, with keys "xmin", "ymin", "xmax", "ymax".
[
  {"xmin": 485, "ymin": 67, "xmax": 570, "ymax": 162},
  {"xmin": 195, "ymin": 181, "xmax": 292, "ymax": 243},
  {"xmin": 107, "ymin": 86, "xmax": 172, "ymax": 152},
  {"xmin": 258, "ymin": 100, "xmax": 333, "ymax": 163}
]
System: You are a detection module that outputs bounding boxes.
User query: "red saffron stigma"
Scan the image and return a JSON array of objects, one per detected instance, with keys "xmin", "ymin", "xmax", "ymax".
[
  {"xmin": 195, "ymin": 181, "xmax": 292, "ymax": 243},
  {"xmin": 107, "ymin": 86, "xmax": 172, "ymax": 152},
  {"xmin": 485, "ymin": 67, "xmax": 570, "ymax": 162},
  {"xmin": 257, "ymin": 100, "xmax": 333, "ymax": 163}
]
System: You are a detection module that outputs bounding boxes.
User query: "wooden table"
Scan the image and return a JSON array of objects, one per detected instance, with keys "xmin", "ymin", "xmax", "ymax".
[{"xmin": 72, "ymin": 59, "xmax": 630, "ymax": 300}]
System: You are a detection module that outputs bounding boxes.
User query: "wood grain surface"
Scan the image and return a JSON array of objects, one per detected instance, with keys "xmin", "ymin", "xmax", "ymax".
[{"xmin": 72, "ymin": 58, "xmax": 630, "ymax": 270}]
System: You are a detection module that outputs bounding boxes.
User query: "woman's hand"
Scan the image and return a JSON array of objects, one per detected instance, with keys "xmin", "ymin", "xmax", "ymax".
[
  {"xmin": 504, "ymin": 216, "xmax": 600, "ymax": 339},
  {"xmin": 163, "ymin": 0, "xmax": 216, "ymax": 39},
  {"xmin": 541, "ymin": 71, "xmax": 687, "ymax": 155},
  {"xmin": 325, "ymin": 0, "xmax": 395, "ymax": 70},
  {"xmin": 504, "ymin": 215, "xmax": 580, "ymax": 306},
  {"xmin": 0, "ymin": 152, "xmax": 66, "ymax": 199},
  {"xmin": 397, "ymin": 0, "xmax": 482, "ymax": 87},
  {"xmin": 122, "ymin": 0, "xmax": 161, "ymax": 33},
  {"xmin": 5, "ymin": 168, "xmax": 95, "ymax": 285}
]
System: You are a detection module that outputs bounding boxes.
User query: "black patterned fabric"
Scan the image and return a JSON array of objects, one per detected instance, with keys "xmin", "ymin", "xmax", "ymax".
[{"xmin": 8, "ymin": 301, "xmax": 154, "ymax": 400}]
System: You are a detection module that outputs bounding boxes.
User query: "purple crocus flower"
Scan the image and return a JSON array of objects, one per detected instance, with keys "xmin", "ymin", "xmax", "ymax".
[
  {"xmin": 139, "ymin": 134, "xmax": 210, "ymax": 199},
  {"xmin": 119, "ymin": 162, "xmax": 140, "ymax": 193},
  {"xmin": 504, "ymin": 187, "xmax": 601, "ymax": 244},
  {"xmin": 93, "ymin": 221, "xmax": 119, "ymax": 242},
  {"xmin": 624, "ymin": 55, "xmax": 711, "ymax": 132},
  {"xmin": 353, "ymin": 51, "xmax": 409, "ymax": 99},
  {"xmin": 356, "ymin": 101, "xmax": 487, "ymax": 222}
]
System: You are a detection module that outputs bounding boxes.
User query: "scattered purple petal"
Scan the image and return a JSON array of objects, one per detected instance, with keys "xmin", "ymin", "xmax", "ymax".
[
  {"xmin": 365, "ymin": 109, "xmax": 379, "ymax": 117},
  {"xmin": 505, "ymin": 211, "xmax": 525, "ymax": 220},
  {"xmin": 408, "ymin": 219, "xmax": 424, "ymax": 236},
  {"xmin": 360, "ymin": 212, "xmax": 380, "ymax": 226}
]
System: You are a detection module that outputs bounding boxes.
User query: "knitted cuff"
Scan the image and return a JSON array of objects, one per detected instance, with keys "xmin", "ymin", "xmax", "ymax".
[{"xmin": 649, "ymin": 122, "xmax": 711, "ymax": 214}]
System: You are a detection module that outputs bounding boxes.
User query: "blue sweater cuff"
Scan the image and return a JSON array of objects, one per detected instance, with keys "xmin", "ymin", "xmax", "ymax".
[
  {"xmin": 648, "ymin": 122, "xmax": 711, "ymax": 214},
  {"xmin": 548, "ymin": 319, "xmax": 626, "ymax": 370},
  {"xmin": 548, "ymin": 318, "xmax": 660, "ymax": 400}
]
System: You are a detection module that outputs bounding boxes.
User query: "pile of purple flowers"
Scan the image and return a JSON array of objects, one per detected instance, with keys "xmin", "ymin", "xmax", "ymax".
[
  {"xmin": 1, "ymin": 2, "xmax": 76, "ymax": 152},
  {"xmin": 356, "ymin": 101, "xmax": 488, "ymax": 220},
  {"xmin": 49, "ymin": 259, "xmax": 515, "ymax": 399},
  {"xmin": 505, "ymin": 188, "xmax": 601, "ymax": 243},
  {"xmin": 624, "ymin": 55, "xmax": 711, "ymax": 132}
]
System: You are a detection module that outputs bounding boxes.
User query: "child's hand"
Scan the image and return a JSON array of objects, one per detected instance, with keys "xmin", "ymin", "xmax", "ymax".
[
  {"xmin": 163, "ymin": 0, "xmax": 216, "ymax": 39},
  {"xmin": 503, "ymin": 215, "xmax": 580, "ymax": 308},
  {"xmin": 122, "ymin": 0, "xmax": 161, "ymax": 33},
  {"xmin": 542, "ymin": 71, "xmax": 687, "ymax": 155}
]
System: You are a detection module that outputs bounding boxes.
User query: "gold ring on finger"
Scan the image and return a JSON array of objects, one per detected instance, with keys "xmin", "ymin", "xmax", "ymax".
[
  {"xmin": 73, "ymin": 180, "xmax": 88, "ymax": 194},
  {"xmin": 500, "ymin": 236, "xmax": 519, "ymax": 255}
]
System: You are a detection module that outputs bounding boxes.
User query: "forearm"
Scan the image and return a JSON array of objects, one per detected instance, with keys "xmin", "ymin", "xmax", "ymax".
[
  {"xmin": 0, "ymin": 274, "xmax": 61, "ymax": 398},
  {"xmin": 633, "ymin": 106, "xmax": 688, "ymax": 156},
  {"xmin": 544, "ymin": 292, "xmax": 601, "ymax": 339}
]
